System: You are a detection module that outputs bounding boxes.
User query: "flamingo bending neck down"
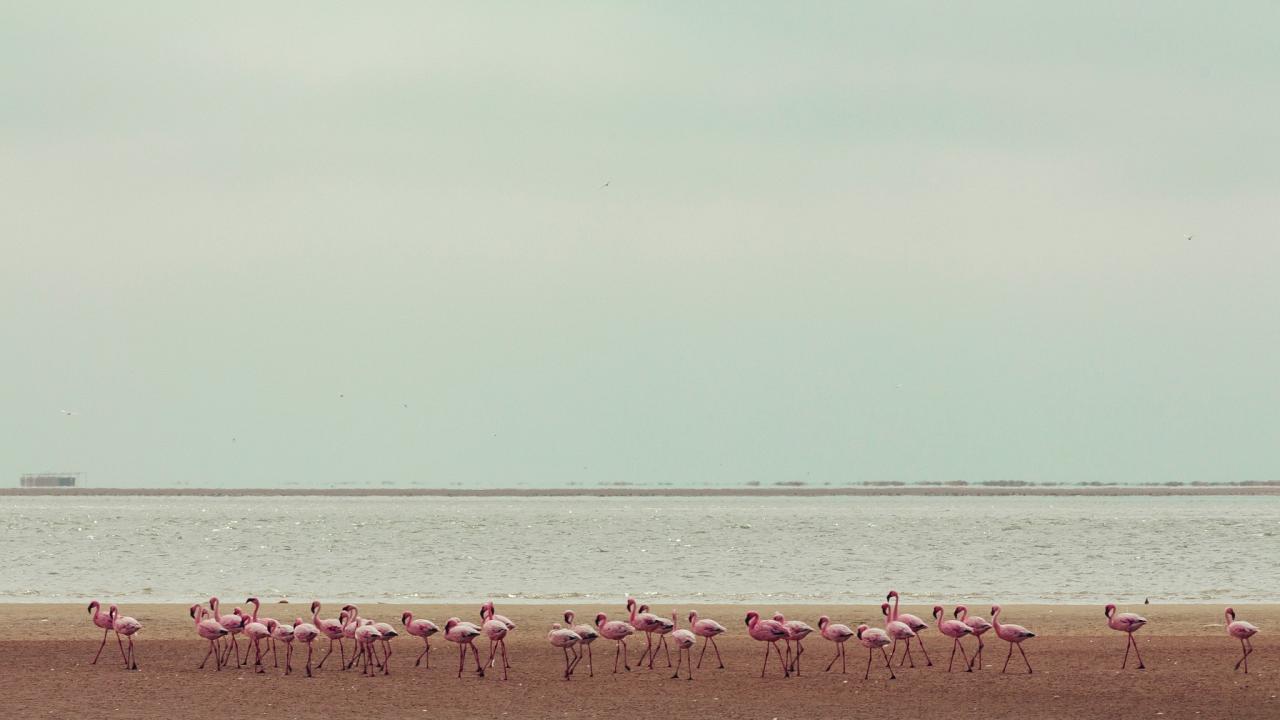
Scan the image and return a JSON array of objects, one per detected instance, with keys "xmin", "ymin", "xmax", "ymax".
[
  {"xmin": 855, "ymin": 624, "xmax": 896, "ymax": 679},
  {"xmin": 933, "ymin": 605, "xmax": 972, "ymax": 672},
  {"xmin": 886, "ymin": 590, "xmax": 933, "ymax": 667},
  {"xmin": 267, "ymin": 619, "xmax": 294, "ymax": 674},
  {"xmin": 745, "ymin": 611, "xmax": 790, "ymax": 678},
  {"xmin": 1105, "ymin": 603, "xmax": 1148, "ymax": 669},
  {"xmin": 547, "ymin": 623, "xmax": 582, "ymax": 680},
  {"xmin": 1225, "ymin": 607, "xmax": 1258, "ymax": 673},
  {"xmin": 669, "ymin": 612, "xmax": 697, "ymax": 681},
  {"xmin": 991, "ymin": 605, "xmax": 1035, "ymax": 674}
]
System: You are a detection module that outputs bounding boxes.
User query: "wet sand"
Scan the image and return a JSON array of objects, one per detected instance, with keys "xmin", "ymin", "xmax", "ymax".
[{"xmin": 1, "ymin": 603, "xmax": 1273, "ymax": 719}]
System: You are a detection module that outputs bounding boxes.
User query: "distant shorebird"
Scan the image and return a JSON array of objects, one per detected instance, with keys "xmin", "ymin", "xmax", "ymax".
[
  {"xmin": 60, "ymin": 409, "xmax": 78, "ymax": 416},
  {"xmin": 601, "ymin": 181, "xmax": 610, "ymax": 189},
  {"xmin": 1186, "ymin": 234, "xmax": 1194, "ymax": 241}
]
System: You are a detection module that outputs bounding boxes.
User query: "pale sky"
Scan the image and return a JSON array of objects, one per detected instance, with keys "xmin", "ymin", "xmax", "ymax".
[{"xmin": 2, "ymin": 2, "xmax": 1278, "ymax": 487}]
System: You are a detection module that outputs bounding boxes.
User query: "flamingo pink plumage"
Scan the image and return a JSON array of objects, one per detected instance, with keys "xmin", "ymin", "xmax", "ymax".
[
  {"xmin": 687, "ymin": 611, "xmax": 727, "ymax": 670},
  {"xmin": 444, "ymin": 617, "xmax": 486, "ymax": 678},
  {"xmin": 190, "ymin": 604, "xmax": 228, "ymax": 671},
  {"xmin": 933, "ymin": 605, "xmax": 973, "ymax": 672},
  {"xmin": 1105, "ymin": 603, "xmax": 1148, "ymax": 669},
  {"xmin": 886, "ymin": 590, "xmax": 932, "ymax": 667},
  {"xmin": 1225, "ymin": 607, "xmax": 1258, "ymax": 673},
  {"xmin": 881, "ymin": 603, "xmax": 920, "ymax": 669},
  {"xmin": 564, "ymin": 611, "xmax": 599, "ymax": 677},
  {"xmin": 87, "ymin": 600, "xmax": 127, "ymax": 665},
  {"xmin": 292, "ymin": 617, "xmax": 321, "ymax": 677},
  {"xmin": 109, "ymin": 606, "xmax": 141, "ymax": 670},
  {"xmin": 954, "ymin": 605, "xmax": 992, "ymax": 670},
  {"xmin": 547, "ymin": 623, "xmax": 582, "ymax": 680},
  {"xmin": 772, "ymin": 613, "xmax": 814, "ymax": 676},
  {"xmin": 669, "ymin": 612, "xmax": 697, "ymax": 681},
  {"xmin": 745, "ymin": 611, "xmax": 790, "ymax": 678},
  {"xmin": 401, "ymin": 612, "xmax": 439, "ymax": 669},
  {"xmin": 267, "ymin": 619, "xmax": 294, "ymax": 674},
  {"xmin": 641, "ymin": 604, "xmax": 674, "ymax": 669},
  {"xmin": 208, "ymin": 597, "xmax": 245, "ymax": 668},
  {"xmin": 856, "ymin": 624, "xmax": 896, "ymax": 680},
  {"xmin": 480, "ymin": 603, "xmax": 511, "ymax": 680},
  {"xmin": 310, "ymin": 601, "xmax": 346, "ymax": 670},
  {"xmin": 991, "ymin": 604, "xmax": 1035, "ymax": 674},
  {"xmin": 595, "ymin": 612, "xmax": 635, "ymax": 673},
  {"xmin": 626, "ymin": 597, "xmax": 667, "ymax": 669},
  {"xmin": 817, "ymin": 616, "xmax": 854, "ymax": 673}
]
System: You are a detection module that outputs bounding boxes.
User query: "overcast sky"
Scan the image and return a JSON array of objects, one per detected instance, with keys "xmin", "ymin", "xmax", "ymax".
[{"xmin": 2, "ymin": 2, "xmax": 1278, "ymax": 487}]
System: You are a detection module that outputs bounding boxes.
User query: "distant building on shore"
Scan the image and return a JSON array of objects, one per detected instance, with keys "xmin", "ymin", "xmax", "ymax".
[{"xmin": 19, "ymin": 472, "xmax": 82, "ymax": 488}]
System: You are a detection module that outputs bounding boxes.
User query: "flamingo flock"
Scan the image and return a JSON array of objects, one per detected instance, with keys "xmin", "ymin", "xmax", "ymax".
[{"xmin": 85, "ymin": 594, "xmax": 1261, "ymax": 680}]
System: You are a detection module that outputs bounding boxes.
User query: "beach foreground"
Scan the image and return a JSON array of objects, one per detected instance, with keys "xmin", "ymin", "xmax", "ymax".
[{"xmin": 2, "ymin": 603, "xmax": 1274, "ymax": 719}]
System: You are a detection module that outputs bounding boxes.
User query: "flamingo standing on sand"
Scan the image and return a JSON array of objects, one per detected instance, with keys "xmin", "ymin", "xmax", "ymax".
[
  {"xmin": 109, "ymin": 606, "xmax": 141, "ymax": 670},
  {"xmin": 669, "ymin": 612, "xmax": 697, "ymax": 681},
  {"xmin": 772, "ymin": 613, "xmax": 814, "ymax": 675},
  {"xmin": 881, "ymin": 603, "xmax": 920, "ymax": 668},
  {"xmin": 267, "ymin": 619, "xmax": 294, "ymax": 674},
  {"xmin": 641, "ymin": 604, "xmax": 674, "ymax": 669},
  {"xmin": 547, "ymin": 623, "xmax": 582, "ymax": 680},
  {"xmin": 886, "ymin": 590, "xmax": 932, "ymax": 666},
  {"xmin": 933, "ymin": 605, "xmax": 973, "ymax": 672},
  {"xmin": 353, "ymin": 620, "xmax": 384, "ymax": 676},
  {"xmin": 627, "ymin": 597, "xmax": 666, "ymax": 668},
  {"xmin": 481, "ymin": 601, "xmax": 515, "ymax": 670},
  {"xmin": 340, "ymin": 605, "xmax": 363, "ymax": 670},
  {"xmin": 1225, "ymin": 607, "xmax": 1258, "ymax": 673},
  {"xmin": 991, "ymin": 605, "xmax": 1035, "ymax": 674},
  {"xmin": 190, "ymin": 604, "xmax": 228, "ymax": 671},
  {"xmin": 745, "ymin": 611, "xmax": 790, "ymax": 678},
  {"xmin": 1105, "ymin": 603, "xmax": 1148, "ymax": 669},
  {"xmin": 242, "ymin": 611, "xmax": 271, "ymax": 674},
  {"xmin": 856, "ymin": 624, "xmax": 896, "ymax": 680},
  {"xmin": 480, "ymin": 604, "xmax": 510, "ymax": 680},
  {"xmin": 292, "ymin": 617, "xmax": 321, "ymax": 677},
  {"xmin": 310, "ymin": 601, "xmax": 346, "ymax": 670},
  {"xmin": 87, "ymin": 601, "xmax": 127, "ymax": 665},
  {"xmin": 817, "ymin": 616, "xmax": 854, "ymax": 673},
  {"xmin": 564, "ymin": 611, "xmax": 599, "ymax": 677},
  {"xmin": 401, "ymin": 612, "xmax": 439, "ymax": 669},
  {"xmin": 208, "ymin": 598, "xmax": 245, "ymax": 668},
  {"xmin": 954, "ymin": 605, "xmax": 992, "ymax": 670},
  {"xmin": 595, "ymin": 612, "xmax": 635, "ymax": 673},
  {"xmin": 444, "ymin": 617, "xmax": 486, "ymax": 678},
  {"xmin": 688, "ymin": 611, "xmax": 727, "ymax": 670},
  {"xmin": 244, "ymin": 598, "xmax": 277, "ymax": 667}
]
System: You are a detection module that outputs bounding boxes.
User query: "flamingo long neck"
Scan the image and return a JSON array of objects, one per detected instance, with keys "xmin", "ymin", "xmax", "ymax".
[
  {"xmin": 210, "ymin": 598, "xmax": 222, "ymax": 621},
  {"xmin": 991, "ymin": 608, "xmax": 1002, "ymax": 632},
  {"xmin": 312, "ymin": 604, "xmax": 322, "ymax": 625},
  {"xmin": 957, "ymin": 606, "xmax": 968, "ymax": 621},
  {"xmin": 247, "ymin": 599, "xmax": 259, "ymax": 623},
  {"xmin": 890, "ymin": 594, "xmax": 901, "ymax": 621},
  {"xmin": 91, "ymin": 602, "xmax": 104, "ymax": 625},
  {"xmin": 628, "ymin": 603, "xmax": 638, "ymax": 624}
]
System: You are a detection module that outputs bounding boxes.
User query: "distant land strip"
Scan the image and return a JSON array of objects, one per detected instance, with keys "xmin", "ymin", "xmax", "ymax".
[{"xmin": 4, "ymin": 486, "xmax": 1280, "ymax": 497}]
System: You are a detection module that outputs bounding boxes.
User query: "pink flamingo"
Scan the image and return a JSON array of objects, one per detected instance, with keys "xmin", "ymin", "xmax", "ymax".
[
  {"xmin": 745, "ymin": 611, "xmax": 790, "ymax": 678},
  {"xmin": 856, "ymin": 624, "xmax": 896, "ymax": 680},
  {"xmin": 480, "ymin": 601, "xmax": 516, "ymax": 630},
  {"xmin": 564, "ymin": 611, "xmax": 599, "ymax": 677},
  {"xmin": 190, "ymin": 604, "xmax": 228, "ymax": 671},
  {"xmin": 932, "ymin": 605, "xmax": 973, "ymax": 672},
  {"xmin": 244, "ymin": 598, "xmax": 277, "ymax": 667},
  {"xmin": 340, "ymin": 604, "xmax": 362, "ymax": 670},
  {"xmin": 595, "ymin": 612, "xmax": 635, "ymax": 673},
  {"xmin": 670, "ymin": 612, "xmax": 697, "ymax": 681},
  {"xmin": 267, "ymin": 619, "xmax": 294, "ymax": 674},
  {"xmin": 108, "ymin": 606, "xmax": 141, "ymax": 670},
  {"xmin": 687, "ymin": 611, "xmax": 727, "ymax": 669},
  {"xmin": 373, "ymin": 621, "xmax": 398, "ymax": 674},
  {"xmin": 87, "ymin": 600, "xmax": 127, "ymax": 665},
  {"xmin": 401, "ymin": 612, "xmax": 439, "ymax": 668},
  {"xmin": 817, "ymin": 616, "xmax": 854, "ymax": 673},
  {"xmin": 1105, "ymin": 603, "xmax": 1148, "ymax": 669},
  {"xmin": 292, "ymin": 617, "xmax": 321, "ymax": 677},
  {"xmin": 881, "ymin": 603, "xmax": 920, "ymax": 668},
  {"xmin": 310, "ymin": 601, "xmax": 346, "ymax": 670},
  {"xmin": 352, "ymin": 620, "xmax": 384, "ymax": 676},
  {"xmin": 626, "ymin": 597, "xmax": 667, "ymax": 668},
  {"xmin": 991, "ymin": 605, "xmax": 1035, "ymax": 674},
  {"xmin": 640, "ymin": 604, "xmax": 674, "ymax": 669},
  {"xmin": 1225, "ymin": 607, "xmax": 1259, "ymax": 673},
  {"xmin": 886, "ymin": 590, "xmax": 932, "ymax": 666},
  {"xmin": 243, "ymin": 618, "xmax": 271, "ymax": 673},
  {"xmin": 480, "ymin": 604, "xmax": 510, "ymax": 679},
  {"xmin": 444, "ymin": 617, "xmax": 486, "ymax": 678},
  {"xmin": 772, "ymin": 613, "xmax": 814, "ymax": 675},
  {"xmin": 208, "ymin": 597, "xmax": 245, "ymax": 668},
  {"xmin": 548, "ymin": 623, "xmax": 583, "ymax": 680},
  {"xmin": 954, "ymin": 605, "xmax": 992, "ymax": 670}
]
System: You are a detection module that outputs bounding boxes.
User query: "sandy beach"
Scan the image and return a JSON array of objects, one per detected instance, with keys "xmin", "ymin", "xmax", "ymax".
[{"xmin": 2, "ymin": 603, "xmax": 1273, "ymax": 719}]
